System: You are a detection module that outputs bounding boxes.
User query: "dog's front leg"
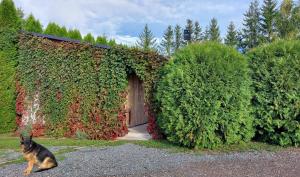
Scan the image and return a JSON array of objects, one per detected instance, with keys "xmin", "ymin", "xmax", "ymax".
[{"xmin": 24, "ymin": 160, "xmax": 34, "ymax": 176}]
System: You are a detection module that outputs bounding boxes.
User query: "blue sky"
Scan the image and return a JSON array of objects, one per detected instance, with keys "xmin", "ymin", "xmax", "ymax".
[{"xmin": 14, "ymin": 0, "xmax": 270, "ymax": 45}]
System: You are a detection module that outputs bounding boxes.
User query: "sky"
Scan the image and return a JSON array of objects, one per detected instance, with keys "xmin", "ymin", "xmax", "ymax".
[{"xmin": 13, "ymin": 0, "xmax": 269, "ymax": 45}]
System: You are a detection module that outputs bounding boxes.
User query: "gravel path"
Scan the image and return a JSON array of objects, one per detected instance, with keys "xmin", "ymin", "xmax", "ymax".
[{"xmin": 0, "ymin": 144, "xmax": 299, "ymax": 177}]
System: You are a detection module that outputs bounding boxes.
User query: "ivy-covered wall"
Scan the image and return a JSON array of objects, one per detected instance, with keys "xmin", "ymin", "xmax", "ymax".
[{"xmin": 17, "ymin": 32, "xmax": 166, "ymax": 139}]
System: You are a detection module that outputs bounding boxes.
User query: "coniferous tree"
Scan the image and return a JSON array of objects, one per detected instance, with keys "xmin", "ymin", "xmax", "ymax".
[
  {"xmin": 260, "ymin": 0, "xmax": 278, "ymax": 42},
  {"xmin": 68, "ymin": 29, "xmax": 82, "ymax": 40},
  {"xmin": 108, "ymin": 39, "xmax": 116, "ymax": 46},
  {"xmin": 96, "ymin": 36, "xmax": 107, "ymax": 44},
  {"xmin": 185, "ymin": 19, "xmax": 194, "ymax": 43},
  {"xmin": 160, "ymin": 25, "xmax": 174, "ymax": 57},
  {"xmin": 136, "ymin": 24, "xmax": 157, "ymax": 51},
  {"xmin": 276, "ymin": 0, "xmax": 298, "ymax": 39},
  {"xmin": 83, "ymin": 33, "xmax": 95, "ymax": 43},
  {"xmin": 0, "ymin": 0, "xmax": 20, "ymax": 29},
  {"xmin": 225, "ymin": 22, "xmax": 238, "ymax": 47},
  {"xmin": 207, "ymin": 18, "xmax": 221, "ymax": 42},
  {"xmin": 23, "ymin": 14, "xmax": 43, "ymax": 33},
  {"xmin": 59, "ymin": 26, "xmax": 68, "ymax": 37},
  {"xmin": 293, "ymin": 1, "xmax": 300, "ymax": 37},
  {"xmin": 0, "ymin": 0, "xmax": 21, "ymax": 133},
  {"xmin": 174, "ymin": 24, "xmax": 182, "ymax": 50},
  {"xmin": 194, "ymin": 21, "xmax": 202, "ymax": 41},
  {"xmin": 44, "ymin": 22, "xmax": 62, "ymax": 36},
  {"xmin": 203, "ymin": 26, "xmax": 210, "ymax": 41},
  {"xmin": 241, "ymin": 0, "xmax": 261, "ymax": 51}
]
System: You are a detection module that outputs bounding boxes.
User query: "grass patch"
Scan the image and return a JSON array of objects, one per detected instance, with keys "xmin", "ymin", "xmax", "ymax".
[
  {"xmin": 0, "ymin": 134, "xmax": 126, "ymax": 150},
  {"xmin": 0, "ymin": 133, "xmax": 283, "ymax": 155}
]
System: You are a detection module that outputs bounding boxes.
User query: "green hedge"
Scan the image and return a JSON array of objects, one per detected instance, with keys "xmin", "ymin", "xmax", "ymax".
[
  {"xmin": 248, "ymin": 40, "xmax": 300, "ymax": 146},
  {"xmin": 0, "ymin": 52, "xmax": 16, "ymax": 133},
  {"xmin": 155, "ymin": 42, "xmax": 254, "ymax": 149}
]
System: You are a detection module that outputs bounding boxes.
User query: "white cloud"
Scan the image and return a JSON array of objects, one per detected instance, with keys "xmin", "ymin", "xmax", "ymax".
[
  {"xmin": 112, "ymin": 35, "xmax": 138, "ymax": 46},
  {"xmin": 13, "ymin": 0, "xmax": 260, "ymax": 41}
]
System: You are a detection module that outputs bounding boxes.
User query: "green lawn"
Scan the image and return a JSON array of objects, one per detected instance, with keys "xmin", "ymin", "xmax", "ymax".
[{"xmin": 0, "ymin": 133, "xmax": 283, "ymax": 154}]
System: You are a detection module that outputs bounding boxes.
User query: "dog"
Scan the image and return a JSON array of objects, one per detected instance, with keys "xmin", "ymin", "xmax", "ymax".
[{"xmin": 20, "ymin": 134, "xmax": 58, "ymax": 176}]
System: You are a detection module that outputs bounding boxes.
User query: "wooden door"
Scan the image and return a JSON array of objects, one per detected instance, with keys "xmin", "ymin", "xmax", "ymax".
[{"xmin": 127, "ymin": 74, "xmax": 147, "ymax": 127}]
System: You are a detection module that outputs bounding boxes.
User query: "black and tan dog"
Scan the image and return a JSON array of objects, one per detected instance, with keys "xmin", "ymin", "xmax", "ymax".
[{"xmin": 20, "ymin": 134, "xmax": 58, "ymax": 176}]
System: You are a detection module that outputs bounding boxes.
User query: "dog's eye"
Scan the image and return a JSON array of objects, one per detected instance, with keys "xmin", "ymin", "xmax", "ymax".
[{"xmin": 20, "ymin": 142, "xmax": 24, "ymax": 144}]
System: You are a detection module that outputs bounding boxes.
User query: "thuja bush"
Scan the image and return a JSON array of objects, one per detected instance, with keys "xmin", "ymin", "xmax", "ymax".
[
  {"xmin": 17, "ymin": 32, "xmax": 166, "ymax": 139},
  {"xmin": 0, "ymin": 52, "xmax": 16, "ymax": 133},
  {"xmin": 248, "ymin": 40, "xmax": 300, "ymax": 146},
  {"xmin": 155, "ymin": 42, "xmax": 254, "ymax": 149},
  {"xmin": 0, "ymin": 0, "xmax": 21, "ymax": 133}
]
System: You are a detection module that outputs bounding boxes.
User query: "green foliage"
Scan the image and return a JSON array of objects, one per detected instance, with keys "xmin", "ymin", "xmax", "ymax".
[
  {"xmin": 44, "ymin": 22, "xmax": 68, "ymax": 37},
  {"xmin": 17, "ymin": 33, "xmax": 165, "ymax": 138},
  {"xmin": 156, "ymin": 42, "xmax": 254, "ymax": 149},
  {"xmin": 96, "ymin": 36, "xmax": 117, "ymax": 46},
  {"xmin": 0, "ymin": 0, "xmax": 20, "ymax": 133},
  {"xmin": 0, "ymin": 0, "xmax": 20, "ymax": 52},
  {"xmin": 224, "ymin": 21, "xmax": 238, "ymax": 47},
  {"xmin": 185, "ymin": 19, "xmax": 194, "ymax": 43},
  {"xmin": 83, "ymin": 33, "xmax": 95, "ymax": 43},
  {"xmin": 194, "ymin": 21, "xmax": 202, "ymax": 42},
  {"xmin": 136, "ymin": 24, "xmax": 157, "ymax": 51},
  {"xmin": 207, "ymin": 18, "xmax": 221, "ymax": 42},
  {"xmin": 276, "ymin": 0, "xmax": 296, "ymax": 39},
  {"xmin": 75, "ymin": 130, "xmax": 88, "ymax": 140},
  {"xmin": 23, "ymin": 14, "xmax": 43, "ymax": 33},
  {"xmin": 174, "ymin": 24, "xmax": 182, "ymax": 51},
  {"xmin": 107, "ymin": 39, "xmax": 117, "ymax": 46},
  {"xmin": 241, "ymin": 0, "xmax": 262, "ymax": 51},
  {"xmin": 96, "ymin": 36, "xmax": 107, "ymax": 44},
  {"xmin": 0, "ymin": 52, "xmax": 16, "ymax": 133},
  {"xmin": 248, "ymin": 40, "xmax": 300, "ymax": 146},
  {"xmin": 68, "ymin": 29, "xmax": 82, "ymax": 40},
  {"xmin": 160, "ymin": 25, "xmax": 174, "ymax": 57},
  {"xmin": 0, "ymin": 0, "xmax": 20, "ymax": 28},
  {"xmin": 260, "ymin": 0, "xmax": 278, "ymax": 42},
  {"xmin": 59, "ymin": 26, "xmax": 68, "ymax": 37}
]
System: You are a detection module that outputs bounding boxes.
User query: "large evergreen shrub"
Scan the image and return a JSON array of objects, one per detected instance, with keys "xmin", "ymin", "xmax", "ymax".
[
  {"xmin": 156, "ymin": 43, "xmax": 254, "ymax": 149},
  {"xmin": 248, "ymin": 40, "xmax": 300, "ymax": 146},
  {"xmin": 0, "ymin": 0, "xmax": 21, "ymax": 133}
]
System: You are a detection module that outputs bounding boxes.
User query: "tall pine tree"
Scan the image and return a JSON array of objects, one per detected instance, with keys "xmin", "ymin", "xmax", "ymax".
[
  {"xmin": 68, "ymin": 29, "xmax": 82, "ymax": 40},
  {"xmin": 136, "ymin": 24, "xmax": 157, "ymax": 51},
  {"xmin": 23, "ymin": 14, "xmax": 43, "ymax": 33},
  {"xmin": 44, "ymin": 22, "xmax": 62, "ymax": 36},
  {"xmin": 260, "ymin": 0, "xmax": 277, "ymax": 42},
  {"xmin": 83, "ymin": 33, "xmax": 95, "ymax": 44},
  {"xmin": 225, "ymin": 22, "xmax": 238, "ymax": 47},
  {"xmin": 276, "ymin": 0, "xmax": 298, "ymax": 39},
  {"xmin": 59, "ymin": 26, "xmax": 68, "ymax": 37},
  {"xmin": 194, "ymin": 21, "xmax": 202, "ymax": 41},
  {"xmin": 293, "ymin": 1, "xmax": 300, "ymax": 38},
  {"xmin": 96, "ymin": 35, "xmax": 107, "ymax": 44},
  {"xmin": 241, "ymin": 0, "xmax": 261, "ymax": 51},
  {"xmin": 203, "ymin": 26, "xmax": 210, "ymax": 41},
  {"xmin": 174, "ymin": 24, "xmax": 182, "ymax": 51},
  {"xmin": 160, "ymin": 25, "xmax": 174, "ymax": 57},
  {"xmin": 207, "ymin": 18, "xmax": 221, "ymax": 42},
  {"xmin": 185, "ymin": 19, "xmax": 194, "ymax": 43}
]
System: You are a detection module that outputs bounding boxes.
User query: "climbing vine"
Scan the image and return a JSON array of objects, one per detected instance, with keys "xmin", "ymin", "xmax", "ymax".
[{"xmin": 17, "ymin": 32, "xmax": 166, "ymax": 139}]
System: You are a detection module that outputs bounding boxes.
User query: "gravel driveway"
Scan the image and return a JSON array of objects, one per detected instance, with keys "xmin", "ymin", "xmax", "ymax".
[{"xmin": 0, "ymin": 144, "xmax": 299, "ymax": 177}]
